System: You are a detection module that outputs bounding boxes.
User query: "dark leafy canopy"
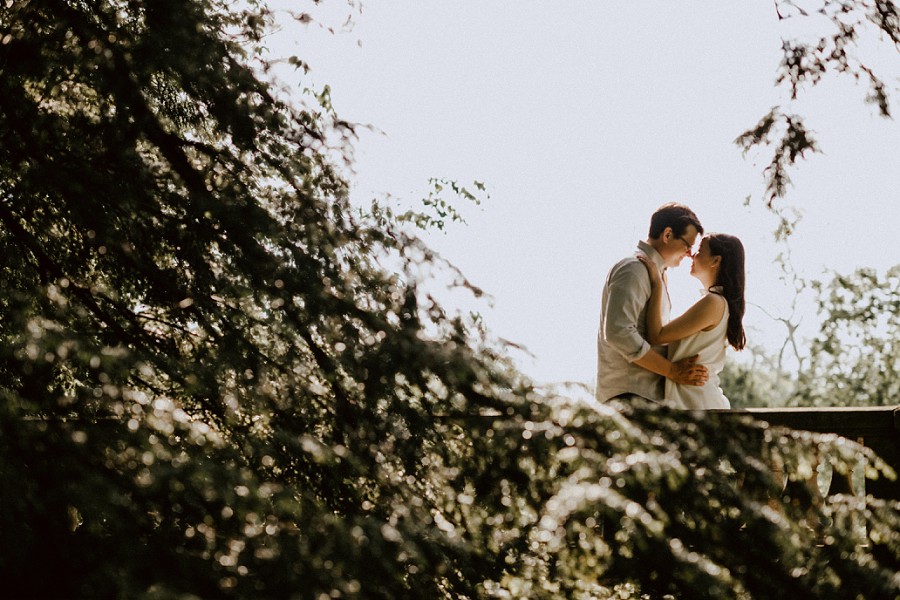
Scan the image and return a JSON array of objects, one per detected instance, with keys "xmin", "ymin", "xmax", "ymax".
[{"xmin": 0, "ymin": 1, "xmax": 898, "ymax": 598}]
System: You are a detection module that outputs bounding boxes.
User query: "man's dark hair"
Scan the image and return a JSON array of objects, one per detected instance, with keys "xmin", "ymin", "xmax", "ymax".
[{"xmin": 648, "ymin": 203, "xmax": 703, "ymax": 239}]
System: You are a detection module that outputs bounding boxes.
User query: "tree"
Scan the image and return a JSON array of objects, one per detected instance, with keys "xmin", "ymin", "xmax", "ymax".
[
  {"xmin": 1, "ymin": 1, "xmax": 898, "ymax": 598},
  {"xmin": 720, "ymin": 206, "xmax": 810, "ymax": 408},
  {"xmin": 728, "ymin": 0, "xmax": 900, "ymax": 412},
  {"xmin": 723, "ymin": 263, "xmax": 900, "ymax": 409},
  {"xmin": 719, "ymin": 208, "xmax": 900, "ymax": 409},
  {"xmin": 789, "ymin": 265, "xmax": 900, "ymax": 406},
  {"xmin": 737, "ymin": 0, "xmax": 900, "ymax": 205}
]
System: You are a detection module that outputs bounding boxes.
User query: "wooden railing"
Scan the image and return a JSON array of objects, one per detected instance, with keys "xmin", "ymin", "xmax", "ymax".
[{"xmin": 729, "ymin": 406, "xmax": 900, "ymax": 501}]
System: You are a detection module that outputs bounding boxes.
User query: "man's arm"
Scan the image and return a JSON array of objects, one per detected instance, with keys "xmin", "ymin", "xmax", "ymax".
[{"xmin": 633, "ymin": 351, "xmax": 708, "ymax": 386}]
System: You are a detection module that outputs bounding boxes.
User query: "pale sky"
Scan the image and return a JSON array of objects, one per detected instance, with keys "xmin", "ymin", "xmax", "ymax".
[{"xmin": 269, "ymin": 1, "xmax": 900, "ymax": 385}]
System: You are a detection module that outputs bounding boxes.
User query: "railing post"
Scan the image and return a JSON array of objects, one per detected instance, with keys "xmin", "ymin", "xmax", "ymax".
[
  {"xmin": 732, "ymin": 406, "xmax": 900, "ymax": 502},
  {"xmin": 859, "ymin": 407, "xmax": 900, "ymax": 501}
]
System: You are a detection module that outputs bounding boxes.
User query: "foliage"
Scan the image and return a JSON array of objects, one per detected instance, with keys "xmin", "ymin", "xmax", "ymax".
[
  {"xmin": 719, "ymin": 219, "xmax": 900, "ymax": 408},
  {"xmin": 364, "ymin": 177, "xmax": 487, "ymax": 235},
  {"xmin": 720, "ymin": 205, "xmax": 810, "ymax": 408},
  {"xmin": 736, "ymin": 0, "xmax": 900, "ymax": 205},
  {"xmin": 718, "ymin": 346, "xmax": 789, "ymax": 409},
  {"xmin": 1, "ymin": 1, "xmax": 898, "ymax": 599},
  {"xmin": 793, "ymin": 265, "xmax": 900, "ymax": 406}
]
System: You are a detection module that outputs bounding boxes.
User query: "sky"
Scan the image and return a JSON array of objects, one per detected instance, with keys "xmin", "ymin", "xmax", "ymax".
[{"xmin": 268, "ymin": 1, "xmax": 899, "ymax": 385}]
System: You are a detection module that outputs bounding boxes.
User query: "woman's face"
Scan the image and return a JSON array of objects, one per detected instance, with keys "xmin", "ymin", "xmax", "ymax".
[{"xmin": 690, "ymin": 237, "xmax": 718, "ymax": 279}]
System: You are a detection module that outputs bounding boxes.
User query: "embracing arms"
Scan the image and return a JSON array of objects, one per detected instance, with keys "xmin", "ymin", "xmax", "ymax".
[
  {"xmin": 632, "ymin": 348, "xmax": 707, "ymax": 386},
  {"xmin": 637, "ymin": 255, "xmax": 725, "ymax": 345},
  {"xmin": 604, "ymin": 258, "xmax": 707, "ymax": 386}
]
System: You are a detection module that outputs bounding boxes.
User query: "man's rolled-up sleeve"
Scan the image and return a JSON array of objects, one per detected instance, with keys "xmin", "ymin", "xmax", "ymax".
[{"xmin": 603, "ymin": 261, "xmax": 652, "ymax": 362}]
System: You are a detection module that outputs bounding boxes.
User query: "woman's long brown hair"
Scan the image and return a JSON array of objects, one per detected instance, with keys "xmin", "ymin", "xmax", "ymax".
[{"xmin": 707, "ymin": 233, "xmax": 746, "ymax": 350}]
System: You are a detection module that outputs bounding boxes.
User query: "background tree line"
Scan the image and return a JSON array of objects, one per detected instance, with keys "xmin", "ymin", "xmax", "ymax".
[
  {"xmin": 721, "ymin": 210, "xmax": 900, "ymax": 409},
  {"xmin": 720, "ymin": 0, "xmax": 900, "ymax": 409}
]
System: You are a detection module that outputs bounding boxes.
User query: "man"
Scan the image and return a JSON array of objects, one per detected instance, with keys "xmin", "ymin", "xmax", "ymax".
[{"xmin": 596, "ymin": 203, "xmax": 709, "ymax": 402}]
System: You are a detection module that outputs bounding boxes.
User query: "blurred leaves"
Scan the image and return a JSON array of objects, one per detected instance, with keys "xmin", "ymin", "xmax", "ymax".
[
  {"xmin": 723, "ymin": 260, "xmax": 900, "ymax": 409},
  {"xmin": 364, "ymin": 177, "xmax": 487, "ymax": 235},
  {"xmin": 0, "ymin": 1, "xmax": 898, "ymax": 598},
  {"xmin": 736, "ymin": 109, "xmax": 821, "ymax": 205},
  {"xmin": 738, "ymin": 0, "xmax": 898, "ymax": 206},
  {"xmin": 798, "ymin": 265, "xmax": 900, "ymax": 406}
]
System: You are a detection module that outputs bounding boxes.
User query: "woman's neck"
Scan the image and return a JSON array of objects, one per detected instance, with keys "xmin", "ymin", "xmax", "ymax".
[{"xmin": 697, "ymin": 270, "xmax": 717, "ymax": 290}]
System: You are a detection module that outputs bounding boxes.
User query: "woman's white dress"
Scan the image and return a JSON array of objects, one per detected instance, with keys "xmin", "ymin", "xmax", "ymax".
[{"xmin": 665, "ymin": 290, "xmax": 730, "ymax": 410}]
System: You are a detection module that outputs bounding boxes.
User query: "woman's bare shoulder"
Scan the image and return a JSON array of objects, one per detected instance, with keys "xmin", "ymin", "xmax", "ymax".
[{"xmin": 697, "ymin": 291, "xmax": 727, "ymax": 329}]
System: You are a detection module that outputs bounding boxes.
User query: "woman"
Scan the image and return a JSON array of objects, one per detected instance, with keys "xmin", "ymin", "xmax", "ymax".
[{"xmin": 637, "ymin": 233, "xmax": 746, "ymax": 409}]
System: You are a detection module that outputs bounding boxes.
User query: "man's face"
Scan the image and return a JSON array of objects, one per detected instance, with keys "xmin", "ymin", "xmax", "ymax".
[{"xmin": 663, "ymin": 224, "xmax": 699, "ymax": 268}]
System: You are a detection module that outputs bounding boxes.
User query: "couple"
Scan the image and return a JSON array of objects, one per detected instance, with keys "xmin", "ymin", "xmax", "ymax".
[{"xmin": 595, "ymin": 203, "xmax": 745, "ymax": 409}]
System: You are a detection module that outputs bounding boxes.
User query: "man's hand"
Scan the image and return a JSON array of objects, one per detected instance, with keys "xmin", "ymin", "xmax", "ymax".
[{"xmin": 668, "ymin": 355, "xmax": 708, "ymax": 386}]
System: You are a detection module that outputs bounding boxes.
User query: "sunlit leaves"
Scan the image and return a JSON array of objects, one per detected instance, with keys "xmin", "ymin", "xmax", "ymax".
[
  {"xmin": 797, "ymin": 265, "xmax": 900, "ymax": 406},
  {"xmin": 1, "ymin": 0, "xmax": 899, "ymax": 598}
]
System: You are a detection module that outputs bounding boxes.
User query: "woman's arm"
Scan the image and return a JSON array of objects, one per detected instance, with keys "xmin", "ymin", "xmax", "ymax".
[
  {"xmin": 636, "ymin": 256, "xmax": 725, "ymax": 345},
  {"xmin": 650, "ymin": 294, "xmax": 724, "ymax": 344}
]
